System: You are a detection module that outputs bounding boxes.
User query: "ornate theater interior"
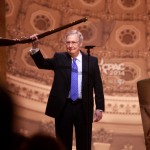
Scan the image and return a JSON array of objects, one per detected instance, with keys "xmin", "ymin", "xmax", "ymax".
[{"xmin": 1, "ymin": 0, "xmax": 149, "ymax": 150}]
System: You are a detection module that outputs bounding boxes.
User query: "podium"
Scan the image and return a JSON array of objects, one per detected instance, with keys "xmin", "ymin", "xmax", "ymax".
[{"xmin": 137, "ymin": 78, "xmax": 150, "ymax": 150}]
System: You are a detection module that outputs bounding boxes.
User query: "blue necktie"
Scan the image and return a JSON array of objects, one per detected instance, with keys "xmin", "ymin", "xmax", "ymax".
[{"xmin": 70, "ymin": 58, "xmax": 78, "ymax": 101}]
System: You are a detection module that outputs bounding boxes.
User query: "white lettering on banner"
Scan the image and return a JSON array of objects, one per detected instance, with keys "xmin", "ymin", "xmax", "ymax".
[
  {"xmin": 99, "ymin": 59, "xmax": 126, "ymax": 85},
  {"xmin": 117, "ymin": 79, "xmax": 125, "ymax": 85},
  {"xmin": 100, "ymin": 58, "xmax": 125, "ymax": 76}
]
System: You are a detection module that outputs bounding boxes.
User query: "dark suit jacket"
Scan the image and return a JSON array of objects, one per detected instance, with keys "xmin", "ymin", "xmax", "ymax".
[{"xmin": 31, "ymin": 50, "xmax": 105, "ymax": 123}]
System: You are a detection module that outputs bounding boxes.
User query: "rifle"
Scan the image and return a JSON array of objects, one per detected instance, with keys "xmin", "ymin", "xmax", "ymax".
[{"xmin": 0, "ymin": 17, "xmax": 88, "ymax": 46}]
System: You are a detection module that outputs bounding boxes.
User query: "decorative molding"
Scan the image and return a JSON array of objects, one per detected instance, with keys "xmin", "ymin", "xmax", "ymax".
[
  {"xmin": 105, "ymin": 95, "xmax": 140, "ymax": 115},
  {"xmin": 93, "ymin": 128, "xmax": 113, "ymax": 143},
  {"xmin": 30, "ymin": 10, "xmax": 55, "ymax": 33},
  {"xmin": 7, "ymin": 73, "xmax": 50, "ymax": 105},
  {"xmin": 121, "ymin": 143, "xmax": 134, "ymax": 150},
  {"xmin": 117, "ymin": 0, "xmax": 140, "ymax": 10},
  {"xmin": 39, "ymin": 119, "xmax": 55, "ymax": 136},
  {"xmin": 5, "ymin": 0, "xmax": 14, "ymax": 17},
  {"xmin": 80, "ymin": 0, "xmax": 102, "ymax": 6},
  {"xmin": 6, "ymin": 73, "xmax": 142, "ymax": 124},
  {"xmin": 116, "ymin": 25, "xmax": 140, "ymax": 47}
]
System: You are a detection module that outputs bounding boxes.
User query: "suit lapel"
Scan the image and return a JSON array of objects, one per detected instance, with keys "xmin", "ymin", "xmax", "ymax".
[
  {"xmin": 65, "ymin": 53, "xmax": 72, "ymax": 88},
  {"xmin": 82, "ymin": 52, "xmax": 88, "ymax": 90}
]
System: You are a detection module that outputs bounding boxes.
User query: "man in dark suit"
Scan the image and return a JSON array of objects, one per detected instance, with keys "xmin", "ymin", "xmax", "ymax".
[{"xmin": 30, "ymin": 30, "xmax": 105, "ymax": 150}]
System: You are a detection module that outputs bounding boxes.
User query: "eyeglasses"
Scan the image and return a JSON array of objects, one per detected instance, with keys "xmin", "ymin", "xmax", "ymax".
[{"xmin": 65, "ymin": 41, "xmax": 79, "ymax": 46}]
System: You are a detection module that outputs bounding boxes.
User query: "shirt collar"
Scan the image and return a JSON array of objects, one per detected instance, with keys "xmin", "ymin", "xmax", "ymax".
[{"xmin": 76, "ymin": 51, "xmax": 82, "ymax": 62}]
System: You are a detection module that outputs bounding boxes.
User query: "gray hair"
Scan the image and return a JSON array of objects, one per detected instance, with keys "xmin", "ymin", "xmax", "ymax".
[{"xmin": 64, "ymin": 30, "xmax": 84, "ymax": 42}]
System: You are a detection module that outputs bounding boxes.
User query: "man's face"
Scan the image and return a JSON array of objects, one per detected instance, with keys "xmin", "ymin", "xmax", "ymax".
[{"xmin": 65, "ymin": 34, "xmax": 82, "ymax": 58}]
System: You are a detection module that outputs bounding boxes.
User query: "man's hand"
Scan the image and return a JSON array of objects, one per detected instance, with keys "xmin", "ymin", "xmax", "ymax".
[
  {"xmin": 30, "ymin": 34, "xmax": 39, "ymax": 49},
  {"xmin": 93, "ymin": 109, "xmax": 103, "ymax": 122}
]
